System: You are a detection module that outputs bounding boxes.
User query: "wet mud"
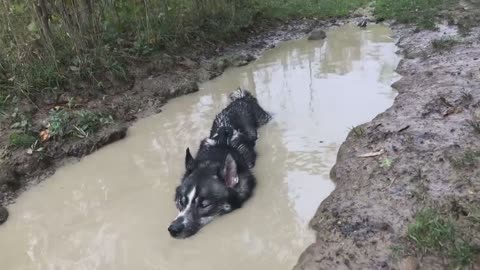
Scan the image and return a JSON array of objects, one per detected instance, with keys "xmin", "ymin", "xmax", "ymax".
[{"xmin": 294, "ymin": 23, "xmax": 480, "ymax": 270}]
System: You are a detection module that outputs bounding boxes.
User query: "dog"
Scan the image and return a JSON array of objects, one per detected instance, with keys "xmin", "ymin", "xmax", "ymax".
[{"xmin": 168, "ymin": 88, "xmax": 271, "ymax": 239}]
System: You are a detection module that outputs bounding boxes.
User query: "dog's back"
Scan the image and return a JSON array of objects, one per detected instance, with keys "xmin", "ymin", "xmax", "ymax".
[{"xmin": 210, "ymin": 88, "xmax": 272, "ymax": 142}]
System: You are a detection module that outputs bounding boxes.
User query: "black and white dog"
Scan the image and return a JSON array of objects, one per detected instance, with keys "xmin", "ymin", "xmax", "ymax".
[{"xmin": 168, "ymin": 88, "xmax": 271, "ymax": 239}]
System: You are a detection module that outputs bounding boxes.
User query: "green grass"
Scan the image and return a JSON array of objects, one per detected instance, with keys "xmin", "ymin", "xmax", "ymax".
[
  {"xmin": 350, "ymin": 126, "xmax": 366, "ymax": 137},
  {"xmin": 0, "ymin": 0, "xmax": 370, "ymax": 108},
  {"xmin": 48, "ymin": 109, "xmax": 114, "ymax": 139},
  {"xmin": 407, "ymin": 209, "xmax": 478, "ymax": 268},
  {"xmin": 431, "ymin": 37, "xmax": 458, "ymax": 50},
  {"xmin": 375, "ymin": 0, "xmax": 454, "ymax": 29},
  {"xmin": 9, "ymin": 132, "xmax": 36, "ymax": 148}
]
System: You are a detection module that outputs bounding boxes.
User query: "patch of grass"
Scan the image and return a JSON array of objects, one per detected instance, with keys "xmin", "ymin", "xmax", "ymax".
[
  {"xmin": 466, "ymin": 119, "xmax": 480, "ymax": 134},
  {"xmin": 9, "ymin": 132, "xmax": 37, "ymax": 148},
  {"xmin": 408, "ymin": 209, "xmax": 478, "ymax": 268},
  {"xmin": 375, "ymin": 0, "xmax": 455, "ymax": 29},
  {"xmin": 0, "ymin": 0, "xmax": 370, "ymax": 107},
  {"xmin": 47, "ymin": 109, "xmax": 114, "ymax": 139},
  {"xmin": 257, "ymin": 0, "xmax": 370, "ymax": 19},
  {"xmin": 380, "ymin": 158, "xmax": 393, "ymax": 169},
  {"xmin": 431, "ymin": 37, "xmax": 458, "ymax": 50},
  {"xmin": 350, "ymin": 126, "xmax": 366, "ymax": 137},
  {"xmin": 449, "ymin": 150, "xmax": 480, "ymax": 169},
  {"xmin": 461, "ymin": 90, "xmax": 473, "ymax": 103}
]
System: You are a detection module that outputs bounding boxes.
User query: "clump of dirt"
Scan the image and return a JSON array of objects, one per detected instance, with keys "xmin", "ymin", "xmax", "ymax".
[{"xmin": 294, "ymin": 19, "xmax": 480, "ymax": 270}]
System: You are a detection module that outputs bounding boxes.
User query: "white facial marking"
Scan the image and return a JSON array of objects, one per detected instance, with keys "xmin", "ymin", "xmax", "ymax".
[{"xmin": 176, "ymin": 187, "xmax": 196, "ymax": 223}]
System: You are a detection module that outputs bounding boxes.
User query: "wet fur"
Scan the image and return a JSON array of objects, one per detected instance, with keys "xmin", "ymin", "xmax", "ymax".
[{"xmin": 169, "ymin": 88, "xmax": 271, "ymax": 239}]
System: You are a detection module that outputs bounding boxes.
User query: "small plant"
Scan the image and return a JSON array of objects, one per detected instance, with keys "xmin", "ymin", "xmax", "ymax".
[
  {"xmin": 466, "ymin": 119, "xmax": 480, "ymax": 134},
  {"xmin": 380, "ymin": 158, "xmax": 393, "ymax": 169},
  {"xmin": 350, "ymin": 126, "xmax": 366, "ymax": 137},
  {"xmin": 449, "ymin": 150, "xmax": 480, "ymax": 169},
  {"xmin": 48, "ymin": 109, "xmax": 72, "ymax": 137},
  {"xmin": 9, "ymin": 132, "xmax": 37, "ymax": 148},
  {"xmin": 431, "ymin": 37, "xmax": 458, "ymax": 51},
  {"xmin": 460, "ymin": 90, "xmax": 473, "ymax": 103}
]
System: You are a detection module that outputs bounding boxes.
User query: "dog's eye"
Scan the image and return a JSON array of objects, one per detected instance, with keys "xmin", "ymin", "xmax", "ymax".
[
  {"xmin": 200, "ymin": 200, "xmax": 211, "ymax": 208},
  {"xmin": 180, "ymin": 196, "xmax": 187, "ymax": 207}
]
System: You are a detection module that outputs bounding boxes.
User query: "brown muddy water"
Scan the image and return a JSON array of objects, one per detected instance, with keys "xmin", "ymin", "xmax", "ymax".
[{"xmin": 0, "ymin": 24, "xmax": 400, "ymax": 270}]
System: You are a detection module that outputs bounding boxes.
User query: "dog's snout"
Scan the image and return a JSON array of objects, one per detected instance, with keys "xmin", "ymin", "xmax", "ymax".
[{"xmin": 168, "ymin": 222, "xmax": 185, "ymax": 237}]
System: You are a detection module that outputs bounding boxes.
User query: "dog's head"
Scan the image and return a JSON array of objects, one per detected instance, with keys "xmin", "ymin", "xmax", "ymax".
[{"xmin": 168, "ymin": 148, "xmax": 241, "ymax": 239}]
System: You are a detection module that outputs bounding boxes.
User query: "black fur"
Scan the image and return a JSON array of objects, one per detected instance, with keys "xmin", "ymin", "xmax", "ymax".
[{"xmin": 168, "ymin": 88, "xmax": 271, "ymax": 239}]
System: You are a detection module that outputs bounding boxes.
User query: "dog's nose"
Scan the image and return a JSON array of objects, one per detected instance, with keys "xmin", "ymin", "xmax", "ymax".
[{"xmin": 168, "ymin": 223, "xmax": 185, "ymax": 237}]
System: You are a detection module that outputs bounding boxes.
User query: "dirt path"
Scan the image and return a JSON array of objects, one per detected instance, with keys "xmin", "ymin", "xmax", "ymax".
[{"xmin": 294, "ymin": 21, "xmax": 480, "ymax": 270}]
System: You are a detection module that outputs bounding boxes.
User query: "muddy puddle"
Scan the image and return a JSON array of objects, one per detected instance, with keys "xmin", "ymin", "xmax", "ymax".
[{"xmin": 0, "ymin": 24, "xmax": 400, "ymax": 270}]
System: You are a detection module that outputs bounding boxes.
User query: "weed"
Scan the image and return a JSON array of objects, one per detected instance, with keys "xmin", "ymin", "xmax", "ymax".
[
  {"xmin": 375, "ymin": 0, "xmax": 454, "ymax": 29},
  {"xmin": 9, "ymin": 132, "xmax": 36, "ymax": 148},
  {"xmin": 461, "ymin": 90, "xmax": 473, "ymax": 103},
  {"xmin": 48, "ymin": 109, "xmax": 72, "ymax": 137},
  {"xmin": 431, "ymin": 37, "xmax": 458, "ymax": 50},
  {"xmin": 407, "ymin": 209, "xmax": 479, "ymax": 268},
  {"xmin": 380, "ymin": 158, "xmax": 393, "ymax": 169},
  {"xmin": 350, "ymin": 126, "xmax": 366, "ymax": 137},
  {"xmin": 449, "ymin": 150, "xmax": 480, "ymax": 169},
  {"xmin": 466, "ymin": 119, "xmax": 480, "ymax": 134}
]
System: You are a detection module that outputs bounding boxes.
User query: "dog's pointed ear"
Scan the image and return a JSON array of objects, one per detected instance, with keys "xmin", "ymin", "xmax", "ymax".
[
  {"xmin": 185, "ymin": 148, "xmax": 195, "ymax": 171},
  {"xmin": 222, "ymin": 154, "xmax": 238, "ymax": 188}
]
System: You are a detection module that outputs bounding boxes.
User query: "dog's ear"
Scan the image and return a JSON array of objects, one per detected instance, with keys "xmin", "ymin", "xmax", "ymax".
[
  {"xmin": 185, "ymin": 148, "xmax": 195, "ymax": 171},
  {"xmin": 221, "ymin": 154, "xmax": 238, "ymax": 188}
]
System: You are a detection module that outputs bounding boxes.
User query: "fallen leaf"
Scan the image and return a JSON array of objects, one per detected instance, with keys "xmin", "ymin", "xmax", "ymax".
[
  {"xmin": 358, "ymin": 149, "xmax": 385, "ymax": 158},
  {"xmin": 39, "ymin": 130, "xmax": 50, "ymax": 142},
  {"xmin": 26, "ymin": 148, "xmax": 33, "ymax": 155}
]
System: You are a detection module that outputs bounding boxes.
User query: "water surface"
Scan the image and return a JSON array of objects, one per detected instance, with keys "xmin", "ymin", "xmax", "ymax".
[{"xmin": 0, "ymin": 24, "xmax": 400, "ymax": 270}]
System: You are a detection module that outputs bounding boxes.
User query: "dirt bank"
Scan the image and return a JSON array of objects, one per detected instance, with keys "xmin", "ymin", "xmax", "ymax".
[{"xmin": 294, "ymin": 18, "xmax": 480, "ymax": 270}]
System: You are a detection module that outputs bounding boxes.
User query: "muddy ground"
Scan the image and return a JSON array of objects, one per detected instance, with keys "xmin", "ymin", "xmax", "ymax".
[{"xmin": 294, "ymin": 17, "xmax": 480, "ymax": 270}]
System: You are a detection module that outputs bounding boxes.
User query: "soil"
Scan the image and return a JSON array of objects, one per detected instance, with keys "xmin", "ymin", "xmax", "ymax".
[{"xmin": 294, "ymin": 12, "xmax": 480, "ymax": 270}]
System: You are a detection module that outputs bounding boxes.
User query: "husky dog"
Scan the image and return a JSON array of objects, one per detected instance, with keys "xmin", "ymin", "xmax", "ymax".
[{"xmin": 168, "ymin": 88, "xmax": 271, "ymax": 239}]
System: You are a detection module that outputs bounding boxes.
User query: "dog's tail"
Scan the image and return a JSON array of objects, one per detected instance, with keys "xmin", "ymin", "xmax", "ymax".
[{"xmin": 229, "ymin": 87, "xmax": 256, "ymax": 102}]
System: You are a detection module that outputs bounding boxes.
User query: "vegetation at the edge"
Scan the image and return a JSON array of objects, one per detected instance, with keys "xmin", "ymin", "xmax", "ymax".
[
  {"xmin": 0, "ymin": 0, "xmax": 369, "ymax": 109},
  {"xmin": 407, "ymin": 208, "xmax": 479, "ymax": 268},
  {"xmin": 375, "ymin": 0, "xmax": 454, "ymax": 29}
]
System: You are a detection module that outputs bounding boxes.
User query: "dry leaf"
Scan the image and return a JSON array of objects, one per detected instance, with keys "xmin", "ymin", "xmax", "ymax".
[
  {"xmin": 26, "ymin": 148, "xmax": 33, "ymax": 155},
  {"xmin": 39, "ymin": 130, "xmax": 50, "ymax": 142},
  {"xmin": 358, "ymin": 149, "xmax": 385, "ymax": 158}
]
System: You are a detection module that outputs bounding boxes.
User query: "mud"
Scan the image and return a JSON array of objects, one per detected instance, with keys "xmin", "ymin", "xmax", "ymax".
[{"xmin": 294, "ymin": 22, "xmax": 480, "ymax": 270}]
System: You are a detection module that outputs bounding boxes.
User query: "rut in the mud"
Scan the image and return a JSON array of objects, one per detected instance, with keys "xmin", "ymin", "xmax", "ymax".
[{"xmin": 0, "ymin": 24, "xmax": 400, "ymax": 270}]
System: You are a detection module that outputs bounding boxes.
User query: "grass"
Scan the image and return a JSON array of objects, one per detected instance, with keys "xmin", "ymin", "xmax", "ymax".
[
  {"xmin": 48, "ymin": 109, "xmax": 114, "ymax": 139},
  {"xmin": 431, "ymin": 37, "xmax": 458, "ymax": 51},
  {"xmin": 9, "ymin": 132, "xmax": 36, "ymax": 148},
  {"xmin": 350, "ymin": 126, "xmax": 366, "ymax": 137},
  {"xmin": 0, "ymin": 0, "xmax": 370, "ymax": 110},
  {"xmin": 407, "ymin": 209, "xmax": 478, "ymax": 268},
  {"xmin": 449, "ymin": 150, "xmax": 480, "ymax": 169},
  {"xmin": 375, "ymin": 0, "xmax": 454, "ymax": 29},
  {"xmin": 466, "ymin": 119, "xmax": 480, "ymax": 134}
]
